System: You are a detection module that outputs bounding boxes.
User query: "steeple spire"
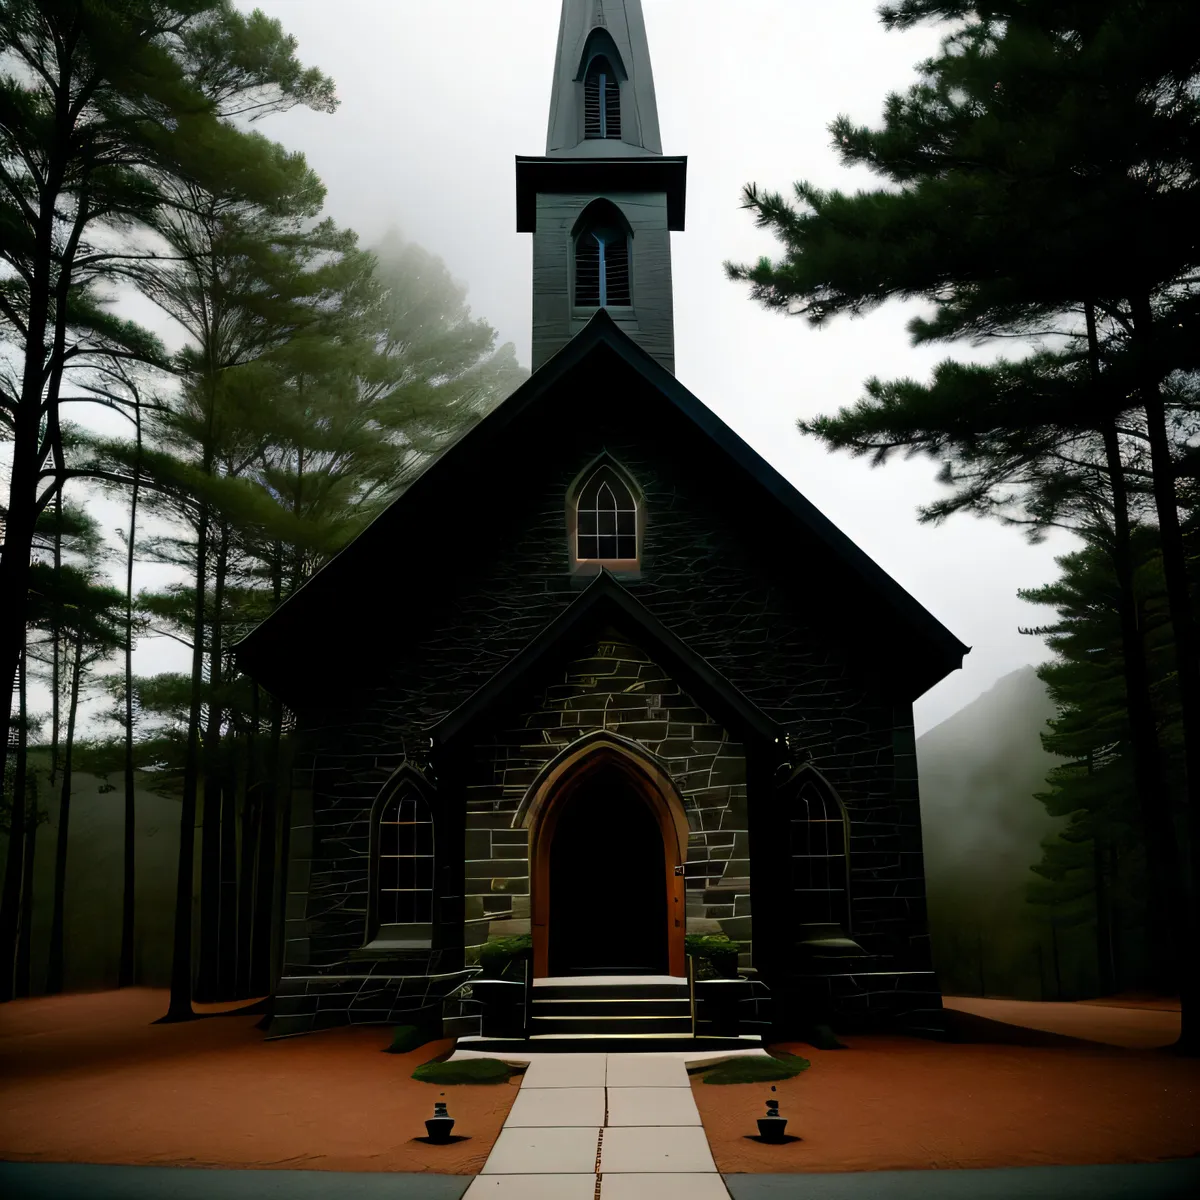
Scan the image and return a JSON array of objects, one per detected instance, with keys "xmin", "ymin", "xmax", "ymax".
[
  {"xmin": 546, "ymin": 0, "xmax": 663, "ymax": 157},
  {"xmin": 517, "ymin": 1, "xmax": 686, "ymax": 374}
]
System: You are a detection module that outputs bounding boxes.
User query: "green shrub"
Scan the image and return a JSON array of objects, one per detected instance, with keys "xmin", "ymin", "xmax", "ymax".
[
  {"xmin": 697, "ymin": 1052, "xmax": 810, "ymax": 1085},
  {"xmin": 412, "ymin": 1057, "xmax": 513, "ymax": 1085},
  {"xmin": 478, "ymin": 935, "xmax": 533, "ymax": 979},
  {"xmin": 686, "ymin": 933, "xmax": 740, "ymax": 978}
]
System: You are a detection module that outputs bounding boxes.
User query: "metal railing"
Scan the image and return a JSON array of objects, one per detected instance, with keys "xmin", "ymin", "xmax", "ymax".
[{"xmin": 687, "ymin": 953, "xmax": 696, "ymax": 1038}]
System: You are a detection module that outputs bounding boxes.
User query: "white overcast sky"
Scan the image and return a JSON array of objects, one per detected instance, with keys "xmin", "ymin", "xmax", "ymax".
[{"xmin": 47, "ymin": 0, "xmax": 1079, "ymax": 739}]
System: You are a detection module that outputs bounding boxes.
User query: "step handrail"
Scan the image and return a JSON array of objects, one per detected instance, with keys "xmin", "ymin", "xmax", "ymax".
[
  {"xmin": 687, "ymin": 953, "xmax": 696, "ymax": 1037},
  {"xmin": 522, "ymin": 954, "xmax": 533, "ymax": 1038}
]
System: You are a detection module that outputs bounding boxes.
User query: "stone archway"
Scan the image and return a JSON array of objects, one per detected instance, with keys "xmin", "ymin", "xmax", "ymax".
[{"xmin": 518, "ymin": 731, "xmax": 689, "ymax": 978}]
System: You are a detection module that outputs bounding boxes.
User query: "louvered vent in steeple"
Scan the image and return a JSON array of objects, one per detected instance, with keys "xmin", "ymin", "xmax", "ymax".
[
  {"xmin": 574, "ymin": 201, "xmax": 631, "ymax": 308},
  {"xmin": 583, "ymin": 55, "xmax": 621, "ymax": 139}
]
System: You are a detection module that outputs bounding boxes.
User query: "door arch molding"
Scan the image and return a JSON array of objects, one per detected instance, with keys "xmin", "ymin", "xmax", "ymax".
[{"xmin": 517, "ymin": 730, "xmax": 689, "ymax": 978}]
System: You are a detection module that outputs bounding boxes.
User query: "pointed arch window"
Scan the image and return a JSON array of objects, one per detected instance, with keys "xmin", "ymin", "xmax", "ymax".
[
  {"xmin": 574, "ymin": 464, "xmax": 639, "ymax": 564},
  {"xmin": 574, "ymin": 201, "xmax": 631, "ymax": 309},
  {"xmin": 584, "ymin": 54, "xmax": 621, "ymax": 139},
  {"xmin": 788, "ymin": 773, "xmax": 852, "ymax": 935},
  {"xmin": 364, "ymin": 772, "xmax": 436, "ymax": 950}
]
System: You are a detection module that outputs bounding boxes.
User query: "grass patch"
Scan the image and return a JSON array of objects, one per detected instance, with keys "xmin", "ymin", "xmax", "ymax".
[
  {"xmin": 411, "ymin": 1057, "xmax": 513, "ymax": 1085},
  {"xmin": 696, "ymin": 1052, "xmax": 810, "ymax": 1085}
]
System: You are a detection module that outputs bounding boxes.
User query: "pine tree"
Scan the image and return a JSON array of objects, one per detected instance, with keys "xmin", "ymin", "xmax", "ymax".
[{"xmin": 726, "ymin": 0, "xmax": 1200, "ymax": 1050}]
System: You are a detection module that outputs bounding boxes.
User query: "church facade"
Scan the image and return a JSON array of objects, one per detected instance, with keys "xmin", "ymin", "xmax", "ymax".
[{"xmin": 237, "ymin": 0, "xmax": 967, "ymax": 1045}]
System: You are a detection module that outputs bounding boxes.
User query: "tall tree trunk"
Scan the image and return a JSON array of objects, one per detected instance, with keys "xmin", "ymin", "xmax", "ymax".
[
  {"xmin": 0, "ymin": 651, "xmax": 29, "ymax": 1000},
  {"xmin": 1093, "ymin": 833, "xmax": 1115, "ymax": 997},
  {"xmin": 15, "ymin": 774, "xmax": 38, "ymax": 998},
  {"xmin": 1132, "ymin": 293, "xmax": 1200, "ymax": 1055},
  {"xmin": 251, "ymin": 554, "xmax": 284, "ymax": 998},
  {"xmin": 49, "ymin": 493, "xmax": 63, "ymax": 788},
  {"xmin": 46, "ymin": 626, "xmax": 83, "ymax": 995},
  {"xmin": 0, "ymin": 170, "xmax": 57, "ymax": 805},
  {"xmin": 119, "ymin": 400, "xmax": 142, "ymax": 989},
  {"xmin": 160, "ymin": 496, "xmax": 210, "ymax": 1024},
  {"xmin": 1050, "ymin": 909, "xmax": 1063, "ymax": 1000},
  {"xmin": 235, "ymin": 683, "xmax": 261, "ymax": 997},
  {"xmin": 235, "ymin": 728, "xmax": 259, "ymax": 998},
  {"xmin": 197, "ymin": 525, "xmax": 228, "ymax": 1001},
  {"xmin": 216, "ymin": 544, "xmax": 237, "ymax": 998},
  {"xmin": 218, "ymin": 693, "xmax": 238, "ymax": 998},
  {"xmin": 1089, "ymin": 303, "xmax": 1179, "ymax": 995}
]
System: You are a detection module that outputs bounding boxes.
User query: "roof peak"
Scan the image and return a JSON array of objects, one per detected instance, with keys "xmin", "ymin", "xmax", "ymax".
[{"xmin": 546, "ymin": 0, "xmax": 663, "ymax": 156}]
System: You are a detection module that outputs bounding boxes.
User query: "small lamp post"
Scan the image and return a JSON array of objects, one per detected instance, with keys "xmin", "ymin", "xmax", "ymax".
[
  {"xmin": 426, "ymin": 1094, "xmax": 455, "ymax": 1143},
  {"xmin": 757, "ymin": 1085, "xmax": 787, "ymax": 1143}
]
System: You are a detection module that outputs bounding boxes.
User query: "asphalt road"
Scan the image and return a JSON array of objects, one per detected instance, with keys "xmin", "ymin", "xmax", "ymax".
[{"xmin": 2, "ymin": 1160, "xmax": 1199, "ymax": 1199}]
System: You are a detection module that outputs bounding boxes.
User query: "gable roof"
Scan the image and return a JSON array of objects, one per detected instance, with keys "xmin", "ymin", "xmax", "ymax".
[
  {"xmin": 430, "ymin": 569, "xmax": 780, "ymax": 747},
  {"xmin": 234, "ymin": 310, "xmax": 968, "ymax": 705}
]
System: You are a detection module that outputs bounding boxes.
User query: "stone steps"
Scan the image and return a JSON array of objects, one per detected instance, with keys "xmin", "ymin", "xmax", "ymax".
[{"xmin": 457, "ymin": 1032, "xmax": 763, "ymax": 1054}]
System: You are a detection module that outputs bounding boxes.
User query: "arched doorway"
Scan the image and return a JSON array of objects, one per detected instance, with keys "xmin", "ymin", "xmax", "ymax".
[
  {"xmin": 548, "ymin": 767, "xmax": 667, "ymax": 975},
  {"xmin": 521, "ymin": 731, "xmax": 688, "ymax": 978}
]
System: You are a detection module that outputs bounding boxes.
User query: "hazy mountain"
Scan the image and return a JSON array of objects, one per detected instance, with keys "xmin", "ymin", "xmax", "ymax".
[{"xmin": 916, "ymin": 665, "xmax": 1097, "ymax": 999}]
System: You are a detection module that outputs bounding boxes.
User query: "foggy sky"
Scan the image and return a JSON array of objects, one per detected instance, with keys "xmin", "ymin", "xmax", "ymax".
[
  {"xmin": 242, "ymin": 0, "xmax": 1073, "ymax": 735},
  {"xmin": 31, "ymin": 0, "xmax": 1081, "ymax": 738}
]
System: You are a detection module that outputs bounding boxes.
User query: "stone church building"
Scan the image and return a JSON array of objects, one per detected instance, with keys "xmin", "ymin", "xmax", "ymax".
[{"xmin": 237, "ymin": 0, "xmax": 967, "ymax": 1047}]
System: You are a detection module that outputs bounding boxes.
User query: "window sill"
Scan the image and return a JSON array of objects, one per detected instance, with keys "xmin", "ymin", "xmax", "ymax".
[{"xmin": 353, "ymin": 923, "xmax": 434, "ymax": 956}]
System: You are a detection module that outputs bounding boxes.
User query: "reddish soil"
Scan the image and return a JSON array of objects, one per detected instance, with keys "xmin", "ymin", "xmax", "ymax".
[
  {"xmin": 0, "ymin": 989, "xmax": 518, "ymax": 1174},
  {"xmin": 5, "ymin": 989, "xmax": 1198, "ymax": 1176},
  {"xmin": 943, "ymin": 995, "xmax": 1181, "ymax": 1049},
  {"xmin": 697, "ymin": 999, "xmax": 1200, "ymax": 1175}
]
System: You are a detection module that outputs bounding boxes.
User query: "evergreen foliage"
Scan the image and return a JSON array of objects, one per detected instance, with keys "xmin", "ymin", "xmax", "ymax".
[
  {"xmin": 0, "ymin": 4, "xmax": 526, "ymax": 1015},
  {"xmin": 727, "ymin": 0, "xmax": 1200, "ymax": 1050}
]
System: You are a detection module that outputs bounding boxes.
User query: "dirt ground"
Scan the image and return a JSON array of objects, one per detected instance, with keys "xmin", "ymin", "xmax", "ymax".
[
  {"xmin": 697, "ymin": 998, "xmax": 1200, "ymax": 1175},
  {"xmin": 943, "ymin": 994, "xmax": 1182, "ymax": 1049},
  {"xmin": 0, "ymin": 989, "xmax": 517, "ymax": 1174},
  {"xmin": 3, "ymin": 989, "xmax": 1199, "ymax": 1177}
]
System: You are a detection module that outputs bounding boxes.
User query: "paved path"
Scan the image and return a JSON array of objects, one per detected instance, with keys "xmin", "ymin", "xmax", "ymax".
[{"xmin": 463, "ymin": 1051, "xmax": 730, "ymax": 1199}]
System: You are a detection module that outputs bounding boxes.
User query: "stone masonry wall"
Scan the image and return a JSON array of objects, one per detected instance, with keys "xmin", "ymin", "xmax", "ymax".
[
  {"xmin": 274, "ymin": 384, "xmax": 942, "ymax": 1034},
  {"xmin": 461, "ymin": 631, "xmax": 750, "ymax": 964}
]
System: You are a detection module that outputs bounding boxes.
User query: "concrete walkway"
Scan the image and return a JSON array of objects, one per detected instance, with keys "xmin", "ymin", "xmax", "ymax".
[{"xmin": 463, "ymin": 1052, "xmax": 730, "ymax": 1199}]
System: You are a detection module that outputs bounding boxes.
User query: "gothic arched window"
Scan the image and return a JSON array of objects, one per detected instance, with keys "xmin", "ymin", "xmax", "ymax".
[
  {"xmin": 574, "ymin": 202, "xmax": 631, "ymax": 309},
  {"xmin": 788, "ymin": 773, "xmax": 852, "ymax": 934},
  {"xmin": 584, "ymin": 54, "xmax": 621, "ymax": 140},
  {"xmin": 365, "ymin": 772, "xmax": 436, "ymax": 948},
  {"xmin": 576, "ymin": 465, "xmax": 638, "ymax": 563}
]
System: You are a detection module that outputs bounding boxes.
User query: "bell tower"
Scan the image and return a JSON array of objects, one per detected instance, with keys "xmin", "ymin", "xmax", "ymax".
[{"xmin": 517, "ymin": 0, "xmax": 687, "ymax": 373}]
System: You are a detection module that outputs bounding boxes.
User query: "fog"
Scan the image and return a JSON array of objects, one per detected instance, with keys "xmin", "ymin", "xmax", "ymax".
[
  {"xmin": 231, "ymin": 0, "xmax": 1078, "ymax": 735},
  {"xmin": 27, "ymin": 1, "xmax": 1081, "ymax": 738}
]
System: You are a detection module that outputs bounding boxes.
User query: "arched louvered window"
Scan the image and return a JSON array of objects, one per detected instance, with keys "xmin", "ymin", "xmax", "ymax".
[
  {"xmin": 577, "ymin": 468, "xmax": 638, "ymax": 562},
  {"xmin": 789, "ymin": 775, "xmax": 852, "ymax": 933},
  {"xmin": 365, "ymin": 774, "xmax": 436, "ymax": 948},
  {"xmin": 584, "ymin": 55, "xmax": 621, "ymax": 139},
  {"xmin": 575, "ymin": 224, "xmax": 630, "ymax": 308}
]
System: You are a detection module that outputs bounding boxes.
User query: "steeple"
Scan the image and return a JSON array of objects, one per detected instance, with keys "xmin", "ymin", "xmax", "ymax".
[
  {"xmin": 545, "ymin": 0, "xmax": 663, "ymax": 157},
  {"xmin": 517, "ymin": 0, "xmax": 687, "ymax": 374}
]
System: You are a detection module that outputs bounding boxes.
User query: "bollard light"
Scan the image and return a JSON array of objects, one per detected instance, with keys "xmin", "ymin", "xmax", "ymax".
[
  {"xmin": 426, "ymin": 1093, "xmax": 455, "ymax": 1143},
  {"xmin": 757, "ymin": 1085, "xmax": 787, "ymax": 1143}
]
